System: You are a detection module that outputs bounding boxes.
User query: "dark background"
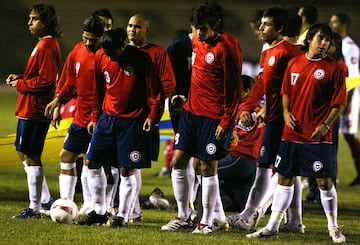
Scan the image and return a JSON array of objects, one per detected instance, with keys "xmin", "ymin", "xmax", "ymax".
[{"xmin": 1, "ymin": 0, "xmax": 359, "ymax": 79}]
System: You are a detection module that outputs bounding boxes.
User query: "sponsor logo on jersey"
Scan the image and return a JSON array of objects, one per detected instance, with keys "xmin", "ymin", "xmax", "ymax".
[
  {"xmin": 314, "ymin": 69, "xmax": 325, "ymax": 80},
  {"xmin": 312, "ymin": 161, "xmax": 323, "ymax": 172},
  {"xmin": 268, "ymin": 56, "xmax": 275, "ymax": 66},
  {"xmin": 124, "ymin": 64, "xmax": 134, "ymax": 76},
  {"xmin": 130, "ymin": 151, "xmax": 141, "ymax": 162},
  {"xmin": 206, "ymin": 143, "xmax": 216, "ymax": 155},
  {"xmin": 205, "ymin": 52, "xmax": 215, "ymax": 64}
]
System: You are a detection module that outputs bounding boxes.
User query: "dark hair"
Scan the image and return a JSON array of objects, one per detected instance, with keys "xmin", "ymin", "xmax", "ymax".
[
  {"xmin": 191, "ymin": 1, "xmax": 224, "ymax": 33},
  {"xmin": 284, "ymin": 12, "xmax": 302, "ymax": 38},
  {"xmin": 299, "ymin": 5, "xmax": 318, "ymax": 25},
  {"xmin": 241, "ymin": 75, "xmax": 255, "ymax": 91},
  {"xmin": 303, "ymin": 23, "xmax": 332, "ymax": 51},
  {"xmin": 263, "ymin": 7, "xmax": 288, "ymax": 34},
  {"xmin": 249, "ymin": 10, "xmax": 264, "ymax": 30},
  {"xmin": 101, "ymin": 28, "xmax": 127, "ymax": 50},
  {"xmin": 333, "ymin": 13, "xmax": 351, "ymax": 32},
  {"xmin": 92, "ymin": 8, "xmax": 113, "ymax": 21},
  {"xmin": 30, "ymin": 4, "xmax": 62, "ymax": 38},
  {"xmin": 330, "ymin": 32, "xmax": 344, "ymax": 60},
  {"xmin": 82, "ymin": 16, "xmax": 104, "ymax": 37}
]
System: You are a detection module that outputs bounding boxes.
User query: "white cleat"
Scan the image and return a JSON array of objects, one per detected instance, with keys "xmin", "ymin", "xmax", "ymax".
[
  {"xmin": 192, "ymin": 224, "xmax": 212, "ymax": 234},
  {"xmin": 329, "ymin": 227, "xmax": 346, "ymax": 243},
  {"xmin": 246, "ymin": 227, "xmax": 278, "ymax": 238},
  {"xmin": 161, "ymin": 217, "xmax": 191, "ymax": 231}
]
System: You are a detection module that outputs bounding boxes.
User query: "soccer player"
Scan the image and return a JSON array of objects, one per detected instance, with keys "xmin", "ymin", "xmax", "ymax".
[
  {"xmin": 161, "ymin": 1, "xmax": 242, "ymax": 234},
  {"xmin": 297, "ymin": 5, "xmax": 318, "ymax": 44},
  {"xmin": 44, "ymin": 16, "xmax": 105, "ymax": 209},
  {"xmin": 247, "ymin": 23, "xmax": 347, "ymax": 243},
  {"xmin": 92, "ymin": 8, "xmax": 113, "ymax": 31},
  {"xmin": 77, "ymin": 28, "xmax": 163, "ymax": 227},
  {"xmin": 126, "ymin": 13, "xmax": 176, "ymax": 221},
  {"xmin": 230, "ymin": 7, "xmax": 302, "ymax": 230},
  {"xmin": 7, "ymin": 4, "xmax": 62, "ymax": 219},
  {"xmin": 329, "ymin": 13, "xmax": 360, "ymax": 187}
]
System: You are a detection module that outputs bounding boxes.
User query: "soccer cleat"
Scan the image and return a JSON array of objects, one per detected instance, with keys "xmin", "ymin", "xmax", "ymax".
[
  {"xmin": 161, "ymin": 216, "xmax": 191, "ymax": 231},
  {"xmin": 77, "ymin": 210, "xmax": 108, "ymax": 226},
  {"xmin": 192, "ymin": 223, "xmax": 212, "ymax": 234},
  {"xmin": 78, "ymin": 203, "xmax": 93, "ymax": 216},
  {"xmin": 227, "ymin": 213, "xmax": 241, "ymax": 227},
  {"xmin": 12, "ymin": 208, "xmax": 42, "ymax": 219},
  {"xmin": 129, "ymin": 212, "xmax": 143, "ymax": 223},
  {"xmin": 233, "ymin": 216, "xmax": 253, "ymax": 230},
  {"xmin": 246, "ymin": 227, "xmax": 278, "ymax": 238},
  {"xmin": 212, "ymin": 218, "xmax": 229, "ymax": 232},
  {"xmin": 110, "ymin": 216, "xmax": 128, "ymax": 228},
  {"xmin": 41, "ymin": 198, "xmax": 55, "ymax": 210},
  {"xmin": 329, "ymin": 227, "xmax": 346, "ymax": 243},
  {"xmin": 279, "ymin": 223, "xmax": 305, "ymax": 233}
]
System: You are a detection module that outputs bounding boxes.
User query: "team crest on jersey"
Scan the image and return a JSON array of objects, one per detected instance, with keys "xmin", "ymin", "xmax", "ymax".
[
  {"xmin": 312, "ymin": 161, "xmax": 323, "ymax": 172},
  {"xmin": 259, "ymin": 146, "xmax": 266, "ymax": 157},
  {"xmin": 314, "ymin": 69, "xmax": 325, "ymax": 80},
  {"xmin": 31, "ymin": 47, "xmax": 38, "ymax": 56},
  {"xmin": 130, "ymin": 151, "xmax": 141, "ymax": 162},
  {"xmin": 124, "ymin": 64, "xmax": 134, "ymax": 76},
  {"xmin": 206, "ymin": 143, "xmax": 216, "ymax": 155},
  {"xmin": 205, "ymin": 52, "xmax": 215, "ymax": 64},
  {"xmin": 268, "ymin": 56, "xmax": 275, "ymax": 66}
]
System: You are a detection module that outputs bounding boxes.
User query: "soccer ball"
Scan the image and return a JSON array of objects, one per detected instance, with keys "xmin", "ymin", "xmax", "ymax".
[{"xmin": 49, "ymin": 198, "xmax": 78, "ymax": 224}]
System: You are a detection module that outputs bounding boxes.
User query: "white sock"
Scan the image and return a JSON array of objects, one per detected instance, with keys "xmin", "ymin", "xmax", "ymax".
[
  {"xmin": 259, "ymin": 173, "xmax": 278, "ymax": 216},
  {"xmin": 41, "ymin": 176, "xmax": 52, "ymax": 203},
  {"xmin": 132, "ymin": 169, "xmax": 142, "ymax": 215},
  {"xmin": 26, "ymin": 166, "xmax": 43, "ymax": 212},
  {"xmin": 117, "ymin": 174, "xmax": 137, "ymax": 222},
  {"xmin": 200, "ymin": 175, "xmax": 218, "ymax": 225},
  {"xmin": 59, "ymin": 173, "xmax": 77, "ymax": 200},
  {"xmin": 287, "ymin": 176, "xmax": 302, "ymax": 226},
  {"xmin": 320, "ymin": 185, "xmax": 338, "ymax": 229},
  {"xmin": 171, "ymin": 168, "xmax": 190, "ymax": 220},
  {"xmin": 88, "ymin": 167, "xmax": 106, "ymax": 215},
  {"xmin": 266, "ymin": 184, "xmax": 294, "ymax": 232},
  {"xmin": 187, "ymin": 158, "xmax": 196, "ymax": 211},
  {"xmin": 106, "ymin": 166, "xmax": 119, "ymax": 210},
  {"xmin": 81, "ymin": 165, "xmax": 92, "ymax": 207},
  {"xmin": 241, "ymin": 167, "xmax": 272, "ymax": 222},
  {"xmin": 213, "ymin": 175, "xmax": 226, "ymax": 222}
]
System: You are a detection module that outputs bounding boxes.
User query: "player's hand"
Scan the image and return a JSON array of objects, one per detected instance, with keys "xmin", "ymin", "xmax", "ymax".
[
  {"xmin": 51, "ymin": 106, "xmax": 61, "ymax": 129},
  {"xmin": 143, "ymin": 118, "xmax": 152, "ymax": 132},
  {"xmin": 6, "ymin": 74, "xmax": 19, "ymax": 87},
  {"xmin": 256, "ymin": 106, "xmax": 266, "ymax": 124},
  {"xmin": 87, "ymin": 122, "xmax": 96, "ymax": 135},
  {"xmin": 215, "ymin": 125, "xmax": 225, "ymax": 140},
  {"xmin": 239, "ymin": 111, "xmax": 253, "ymax": 127},
  {"xmin": 311, "ymin": 124, "xmax": 328, "ymax": 139},
  {"xmin": 44, "ymin": 98, "xmax": 60, "ymax": 119},
  {"xmin": 283, "ymin": 111, "xmax": 297, "ymax": 130}
]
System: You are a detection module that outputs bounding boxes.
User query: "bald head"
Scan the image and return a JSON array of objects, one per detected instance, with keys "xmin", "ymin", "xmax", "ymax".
[{"xmin": 127, "ymin": 14, "xmax": 150, "ymax": 46}]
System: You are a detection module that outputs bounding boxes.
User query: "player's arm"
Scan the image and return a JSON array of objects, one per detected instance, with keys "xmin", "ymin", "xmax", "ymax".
[
  {"xmin": 311, "ymin": 106, "xmax": 344, "ymax": 139},
  {"xmin": 282, "ymin": 94, "xmax": 297, "ymax": 130}
]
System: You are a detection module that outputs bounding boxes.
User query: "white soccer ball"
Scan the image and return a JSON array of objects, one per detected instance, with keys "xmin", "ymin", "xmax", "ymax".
[{"xmin": 49, "ymin": 198, "xmax": 78, "ymax": 224}]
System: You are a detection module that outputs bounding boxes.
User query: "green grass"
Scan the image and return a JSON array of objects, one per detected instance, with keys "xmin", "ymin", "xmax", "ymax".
[{"xmin": 0, "ymin": 88, "xmax": 360, "ymax": 244}]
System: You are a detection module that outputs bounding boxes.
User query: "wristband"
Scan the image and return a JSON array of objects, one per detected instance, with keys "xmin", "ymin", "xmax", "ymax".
[{"xmin": 323, "ymin": 122, "xmax": 330, "ymax": 130}]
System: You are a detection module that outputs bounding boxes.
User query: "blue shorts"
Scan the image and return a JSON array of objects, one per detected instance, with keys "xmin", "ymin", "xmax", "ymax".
[
  {"xmin": 15, "ymin": 119, "xmax": 50, "ymax": 155},
  {"xmin": 86, "ymin": 113, "xmax": 152, "ymax": 169},
  {"xmin": 174, "ymin": 110, "xmax": 228, "ymax": 160},
  {"xmin": 63, "ymin": 122, "xmax": 92, "ymax": 154},
  {"xmin": 151, "ymin": 125, "xmax": 160, "ymax": 161},
  {"xmin": 257, "ymin": 121, "xmax": 284, "ymax": 167},
  {"xmin": 274, "ymin": 141, "xmax": 335, "ymax": 178}
]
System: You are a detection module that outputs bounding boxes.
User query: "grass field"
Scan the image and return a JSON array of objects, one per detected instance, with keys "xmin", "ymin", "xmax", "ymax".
[{"xmin": 0, "ymin": 84, "xmax": 359, "ymax": 244}]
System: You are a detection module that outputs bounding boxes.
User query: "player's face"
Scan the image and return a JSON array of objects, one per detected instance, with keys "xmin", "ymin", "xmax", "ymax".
[
  {"xmin": 329, "ymin": 15, "xmax": 341, "ymax": 34},
  {"xmin": 258, "ymin": 17, "xmax": 279, "ymax": 44},
  {"xmin": 327, "ymin": 38, "xmax": 336, "ymax": 57},
  {"xmin": 194, "ymin": 24, "xmax": 215, "ymax": 43},
  {"xmin": 99, "ymin": 16, "xmax": 113, "ymax": 31},
  {"xmin": 82, "ymin": 31, "xmax": 101, "ymax": 52},
  {"xmin": 308, "ymin": 31, "xmax": 331, "ymax": 59},
  {"xmin": 127, "ymin": 16, "xmax": 148, "ymax": 46},
  {"xmin": 28, "ymin": 10, "xmax": 45, "ymax": 37}
]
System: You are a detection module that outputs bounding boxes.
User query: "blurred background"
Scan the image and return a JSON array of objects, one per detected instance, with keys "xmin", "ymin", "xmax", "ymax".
[{"xmin": 1, "ymin": 0, "xmax": 359, "ymax": 84}]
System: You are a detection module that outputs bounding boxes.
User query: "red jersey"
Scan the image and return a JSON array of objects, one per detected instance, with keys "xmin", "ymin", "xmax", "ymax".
[
  {"xmin": 281, "ymin": 54, "xmax": 347, "ymax": 143},
  {"xmin": 244, "ymin": 40, "xmax": 302, "ymax": 123},
  {"xmin": 185, "ymin": 32, "xmax": 243, "ymax": 129},
  {"xmin": 56, "ymin": 42, "xmax": 96, "ymax": 127},
  {"xmin": 92, "ymin": 45, "xmax": 163, "ymax": 122},
  {"xmin": 15, "ymin": 36, "xmax": 60, "ymax": 120},
  {"xmin": 228, "ymin": 99, "xmax": 265, "ymax": 162},
  {"xmin": 141, "ymin": 43, "xmax": 176, "ymax": 98}
]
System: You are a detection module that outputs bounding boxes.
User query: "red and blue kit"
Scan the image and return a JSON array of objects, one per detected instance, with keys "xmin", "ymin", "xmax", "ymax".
[
  {"xmin": 15, "ymin": 36, "xmax": 60, "ymax": 120},
  {"xmin": 56, "ymin": 42, "xmax": 96, "ymax": 127},
  {"xmin": 281, "ymin": 54, "xmax": 347, "ymax": 143},
  {"xmin": 185, "ymin": 32, "xmax": 243, "ymax": 129}
]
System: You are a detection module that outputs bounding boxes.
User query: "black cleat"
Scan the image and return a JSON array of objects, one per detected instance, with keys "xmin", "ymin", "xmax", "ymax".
[{"xmin": 77, "ymin": 210, "xmax": 108, "ymax": 226}]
